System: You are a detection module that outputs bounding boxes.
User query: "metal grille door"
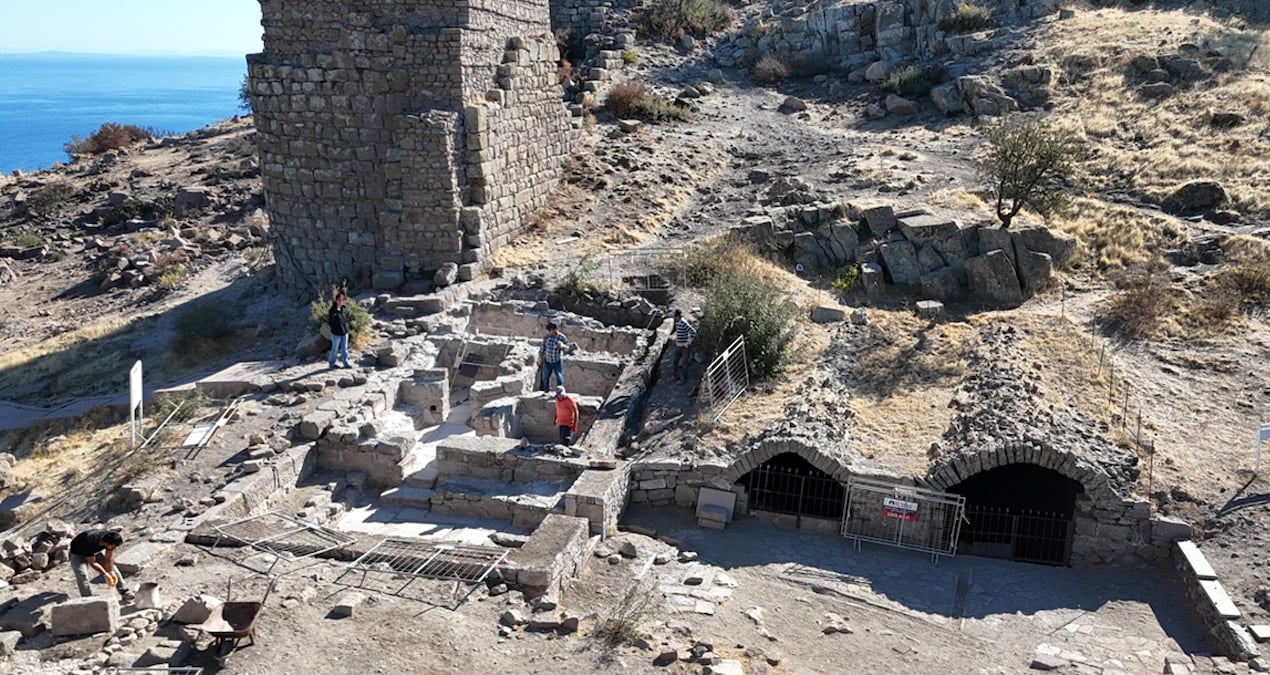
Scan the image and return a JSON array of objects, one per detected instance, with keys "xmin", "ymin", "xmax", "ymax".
[
  {"xmin": 842, "ymin": 478, "xmax": 965, "ymax": 562},
  {"xmin": 745, "ymin": 462, "xmax": 845, "ymax": 519},
  {"xmin": 960, "ymin": 505, "xmax": 1073, "ymax": 566}
]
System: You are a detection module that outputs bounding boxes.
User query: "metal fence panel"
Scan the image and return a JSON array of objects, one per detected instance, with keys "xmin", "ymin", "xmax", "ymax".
[
  {"xmin": 703, "ymin": 336, "xmax": 748, "ymax": 421},
  {"xmin": 841, "ymin": 478, "xmax": 965, "ymax": 561},
  {"xmin": 746, "ymin": 463, "xmax": 845, "ymax": 519}
]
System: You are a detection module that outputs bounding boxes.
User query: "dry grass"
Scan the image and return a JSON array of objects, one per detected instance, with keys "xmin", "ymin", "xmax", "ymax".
[
  {"xmin": 1049, "ymin": 197, "xmax": 1188, "ymax": 270},
  {"xmin": 849, "ymin": 312, "xmax": 976, "ymax": 475},
  {"xmin": 1038, "ymin": 8, "xmax": 1270, "ymax": 218}
]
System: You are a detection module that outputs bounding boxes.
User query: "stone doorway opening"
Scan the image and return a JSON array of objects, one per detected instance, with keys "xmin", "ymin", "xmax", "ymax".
[
  {"xmin": 738, "ymin": 453, "xmax": 845, "ymax": 521},
  {"xmin": 950, "ymin": 463, "xmax": 1082, "ymax": 566}
]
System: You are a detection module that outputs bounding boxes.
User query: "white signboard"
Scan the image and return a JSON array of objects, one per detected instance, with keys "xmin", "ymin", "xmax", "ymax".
[
  {"xmin": 129, "ymin": 360, "xmax": 143, "ymax": 447},
  {"xmin": 882, "ymin": 496, "xmax": 919, "ymax": 521},
  {"xmin": 1257, "ymin": 423, "xmax": 1270, "ymax": 474}
]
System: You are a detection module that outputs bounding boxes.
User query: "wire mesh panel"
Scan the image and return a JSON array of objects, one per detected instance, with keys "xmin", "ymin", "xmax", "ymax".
[
  {"xmin": 338, "ymin": 539, "xmax": 508, "ymax": 609},
  {"xmin": 842, "ymin": 478, "xmax": 965, "ymax": 562},
  {"xmin": 702, "ymin": 336, "xmax": 749, "ymax": 422},
  {"xmin": 210, "ymin": 512, "xmax": 356, "ymax": 575}
]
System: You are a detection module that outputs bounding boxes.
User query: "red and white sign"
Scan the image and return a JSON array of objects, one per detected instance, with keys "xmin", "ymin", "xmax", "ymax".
[{"xmin": 882, "ymin": 496, "xmax": 918, "ymax": 522}]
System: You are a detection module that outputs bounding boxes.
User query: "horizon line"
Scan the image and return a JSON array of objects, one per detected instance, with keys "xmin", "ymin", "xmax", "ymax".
[{"xmin": 0, "ymin": 49, "xmax": 255, "ymax": 59}]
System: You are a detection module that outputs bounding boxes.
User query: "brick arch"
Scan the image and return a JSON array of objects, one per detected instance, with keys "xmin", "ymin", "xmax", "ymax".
[
  {"xmin": 923, "ymin": 444, "xmax": 1116, "ymax": 502},
  {"xmin": 722, "ymin": 438, "xmax": 852, "ymax": 485}
]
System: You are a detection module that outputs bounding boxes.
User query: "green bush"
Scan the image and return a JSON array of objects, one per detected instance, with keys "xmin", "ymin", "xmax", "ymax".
[
  {"xmin": 939, "ymin": 2, "xmax": 995, "ymax": 34},
  {"xmin": 605, "ymin": 79, "xmax": 690, "ymax": 122},
  {"xmin": 976, "ymin": 114, "xmax": 1086, "ymax": 227},
  {"xmin": 238, "ymin": 74, "xmax": 252, "ymax": 112},
  {"xmin": 883, "ymin": 65, "xmax": 935, "ymax": 97},
  {"xmin": 831, "ymin": 266, "xmax": 863, "ymax": 294},
  {"xmin": 15, "ymin": 231, "xmax": 45, "ymax": 248},
  {"xmin": 622, "ymin": 50, "xmax": 638, "ymax": 65},
  {"xmin": 643, "ymin": 0, "xmax": 732, "ymax": 41},
  {"xmin": 310, "ymin": 289, "xmax": 372, "ymax": 347},
  {"xmin": 64, "ymin": 122, "xmax": 152, "ymax": 158},
  {"xmin": 699, "ymin": 266, "xmax": 799, "ymax": 380},
  {"xmin": 26, "ymin": 181, "xmax": 76, "ymax": 218},
  {"xmin": 555, "ymin": 256, "xmax": 605, "ymax": 302}
]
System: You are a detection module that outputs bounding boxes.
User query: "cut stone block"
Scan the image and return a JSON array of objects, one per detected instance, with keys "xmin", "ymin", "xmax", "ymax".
[
  {"xmin": 0, "ymin": 629, "xmax": 21, "ymax": 655},
  {"xmin": 173, "ymin": 595, "xmax": 223, "ymax": 624},
  {"xmin": 331, "ymin": 592, "xmax": 363, "ymax": 618},
  {"xmin": 50, "ymin": 596, "xmax": 118, "ymax": 636},
  {"xmin": 114, "ymin": 541, "xmax": 167, "ymax": 575},
  {"xmin": 915, "ymin": 300, "xmax": 944, "ymax": 318},
  {"xmin": 1249, "ymin": 624, "xmax": 1270, "ymax": 642}
]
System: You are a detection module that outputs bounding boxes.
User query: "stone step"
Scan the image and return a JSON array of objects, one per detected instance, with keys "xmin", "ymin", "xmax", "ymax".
[
  {"xmin": 429, "ymin": 476, "xmax": 569, "ymax": 530},
  {"xmin": 403, "ymin": 462, "xmax": 439, "ymax": 489},
  {"xmin": 380, "ymin": 486, "xmax": 433, "ymax": 509}
]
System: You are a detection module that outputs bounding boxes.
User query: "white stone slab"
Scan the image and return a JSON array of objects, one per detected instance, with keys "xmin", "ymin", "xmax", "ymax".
[
  {"xmin": 696, "ymin": 487, "xmax": 736, "ymax": 523},
  {"xmin": 1198, "ymin": 579, "xmax": 1240, "ymax": 619},
  {"xmin": 1248, "ymin": 624, "xmax": 1270, "ymax": 643},
  {"xmin": 1175, "ymin": 540, "xmax": 1216, "ymax": 580}
]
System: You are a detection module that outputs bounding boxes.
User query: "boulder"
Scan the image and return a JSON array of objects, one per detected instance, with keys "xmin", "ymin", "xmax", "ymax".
[
  {"xmin": 897, "ymin": 214, "xmax": 958, "ymax": 245},
  {"xmin": 1011, "ymin": 226, "xmax": 1076, "ymax": 268},
  {"xmin": 1015, "ymin": 249, "xmax": 1053, "ymax": 294},
  {"xmin": 173, "ymin": 186, "xmax": 214, "ymax": 215},
  {"xmin": 965, "ymin": 250, "xmax": 1024, "ymax": 307},
  {"xmin": 0, "ymin": 629, "xmax": 20, "ymax": 656},
  {"xmin": 917, "ymin": 244, "xmax": 946, "ymax": 274},
  {"xmin": 930, "ymin": 82, "xmax": 965, "ymax": 115},
  {"xmin": 884, "ymin": 94, "xmax": 918, "ymax": 115},
  {"xmin": 878, "ymin": 241, "xmax": 920, "ymax": 286},
  {"xmin": 864, "ymin": 61, "xmax": 891, "ymax": 82},
  {"xmin": 433, "ymin": 262, "xmax": 459, "ymax": 287},
  {"xmin": 919, "ymin": 268, "xmax": 960, "ymax": 301},
  {"xmin": 860, "ymin": 262, "xmax": 885, "ymax": 298},
  {"xmin": 859, "ymin": 205, "xmax": 896, "ymax": 236},
  {"xmin": 810, "ymin": 306, "xmax": 846, "ymax": 323},
  {"xmin": 779, "ymin": 96, "xmax": 807, "ymax": 113},
  {"xmin": 977, "ymin": 227, "xmax": 1016, "ymax": 268},
  {"xmin": 1164, "ymin": 180, "xmax": 1227, "ymax": 213}
]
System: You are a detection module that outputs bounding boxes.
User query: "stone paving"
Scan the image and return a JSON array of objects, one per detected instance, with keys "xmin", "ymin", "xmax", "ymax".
[{"xmin": 624, "ymin": 504, "xmax": 1217, "ymax": 674}]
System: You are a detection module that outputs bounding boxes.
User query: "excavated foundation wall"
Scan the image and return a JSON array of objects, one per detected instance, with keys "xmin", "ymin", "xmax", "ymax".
[{"xmin": 249, "ymin": 0, "xmax": 573, "ymax": 292}]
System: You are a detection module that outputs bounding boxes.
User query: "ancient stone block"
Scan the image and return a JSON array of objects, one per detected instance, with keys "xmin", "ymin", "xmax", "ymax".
[
  {"xmin": 51, "ymin": 597, "xmax": 118, "ymax": 636},
  {"xmin": 964, "ymin": 250, "xmax": 1023, "ymax": 307}
]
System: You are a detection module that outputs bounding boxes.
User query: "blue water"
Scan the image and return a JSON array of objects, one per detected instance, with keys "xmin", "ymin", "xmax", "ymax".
[{"xmin": 0, "ymin": 53, "xmax": 247, "ymax": 174}]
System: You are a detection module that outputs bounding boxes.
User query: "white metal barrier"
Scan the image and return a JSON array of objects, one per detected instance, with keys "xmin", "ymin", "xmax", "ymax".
[
  {"xmin": 702, "ymin": 336, "xmax": 749, "ymax": 422},
  {"xmin": 841, "ymin": 477, "xmax": 966, "ymax": 563}
]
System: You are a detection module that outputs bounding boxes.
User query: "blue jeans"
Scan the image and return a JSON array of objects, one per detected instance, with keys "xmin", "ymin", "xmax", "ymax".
[
  {"xmin": 328, "ymin": 333, "xmax": 349, "ymax": 367},
  {"xmin": 541, "ymin": 359, "xmax": 564, "ymax": 391}
]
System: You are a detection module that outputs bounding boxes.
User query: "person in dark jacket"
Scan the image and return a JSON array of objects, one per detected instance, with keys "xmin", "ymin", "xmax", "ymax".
[
  {"xmin": 327, "ymin": 291, "xmax": 352, "ymax": 369},
  {"xmin": 69, "ymin": 528, "xmax": 135, "ymax": 603}
]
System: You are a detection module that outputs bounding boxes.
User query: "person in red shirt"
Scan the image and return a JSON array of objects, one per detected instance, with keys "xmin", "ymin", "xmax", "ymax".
[{"xmin": 554, "ymin": 385, "xmax": 579, "ymax": 446}]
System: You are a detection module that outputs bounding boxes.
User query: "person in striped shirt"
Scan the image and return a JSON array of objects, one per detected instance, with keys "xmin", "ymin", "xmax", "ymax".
[
  {"xmin": 670, "ymin": 309, "xmax": 696, "ymax": 382},
  {"xmin": 538, "ymin": 321, "xmax": 570, "ymax": 392}
]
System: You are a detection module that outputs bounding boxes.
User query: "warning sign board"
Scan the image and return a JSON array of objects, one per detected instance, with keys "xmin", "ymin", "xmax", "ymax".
[{"xmin": 882, "ymin": 496, "xmax": 919, "ymax": 521}]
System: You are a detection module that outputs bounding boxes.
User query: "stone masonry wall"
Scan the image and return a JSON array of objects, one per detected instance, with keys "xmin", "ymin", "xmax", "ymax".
[{"xmin": 250, "ymin": 0, "xmax": 573, "ymax": 293}]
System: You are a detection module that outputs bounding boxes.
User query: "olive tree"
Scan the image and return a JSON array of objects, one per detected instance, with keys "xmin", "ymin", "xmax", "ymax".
[{"xmin": 976, "ymin": 114, "xmax": 1085, "ymax": 228}]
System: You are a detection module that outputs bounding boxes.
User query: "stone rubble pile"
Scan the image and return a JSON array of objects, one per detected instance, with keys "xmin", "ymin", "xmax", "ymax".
[
  {"xmin": 0, "ymin": 519, "xmax": 76, "ymax": 586},
  {"xmin": 930, "ymin": 324, "xmax": 1139, "ymax": 494}
]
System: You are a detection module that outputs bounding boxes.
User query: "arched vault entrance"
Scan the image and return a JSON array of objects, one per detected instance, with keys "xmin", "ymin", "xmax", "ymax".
[
  {"xmin": 738, "ymin": 453, "xmax": 845, "ymax": 519},
  {"xmin": 949, "ymin": 463, "xmax": 1083, "ymax": 566}
]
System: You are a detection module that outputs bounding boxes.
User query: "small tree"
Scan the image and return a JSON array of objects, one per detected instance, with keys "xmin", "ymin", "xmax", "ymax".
[
  {"xmin": 976, "ymin": 114, "xmax": 1085, "ymax": 228},
  {"xmin": 238, "ymin": 74, "xmax": 253, "ymax": 113}
]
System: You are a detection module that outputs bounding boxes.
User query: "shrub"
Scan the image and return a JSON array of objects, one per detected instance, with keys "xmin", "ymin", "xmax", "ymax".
[
  {"xmin": 310, "ymin": 288, "xmax": 372, "ymax": 347},
  {"xmin": 1216, "ymin": 260, "xmax": 1270, "ymax": 307},
  {"xmin": 238, "ymin": 74, "xmax": 252, "ymax": 112},
  {"xmin": 657, "ymin": 234, "xmax": 748, "ymax": 288},
  {"xmin": 752, "ymin": 55, "xmax": 790, "ymax": 84},
  {"xmin": 831, "ymin": 266, "xmax": 863, "ymax": 294},
  {"xmin": 555, "ymin": 256, "xmax": 605, "ymax": 302},
  {"xmin": 26, "ymin": 180, "xmax": 76, "ymax": 218},
  {"xmin": 592, "ymin": 583, "xmax": 659, "ymax": 646},
  {"xmin": 976, "ymin": 114, "xmax": 1086, "ymax": 227},
  {"xmin": 152, "ymin": 388, "xmax": 209, "ymax": 424},
  {"xmin": 157, "ymin": 265, "xmax": 188, "ymax": 291},
  {"xmin": 939, "ymin": 2, "xmax": 995, "ymax": 34},
  {"xmin": 883, "ymin": 64, "xmax": 936, "ymax": 97},
  {"xmin": 700, "ymin": 265, "xmax": 799, "ymax": 380},
  {"xmin": 622, "ymin": 50, "xmax": 638, "ymax": 65},
  {"xmin": 605, "ymin": 80, "xmax": 690, "ymax": 122},
  {"xmin": 15, "ymin": 231, "xmax": 45, "ymax": 248},
  {"xmin": 1098, "ymin": 265, "xmax": 1174, "ymax": 338},
  {"xmin": 173, "ymin": 301, "xmax": 240, "ymax": 356},
  {"xmin": 643, "ymin": 0, "xmax": 732, "ymax": 41},
  {"xmin": 788, "ymin": 53, "xmax": 836, "ymax": 79},
  {"xmin": 606, "ymin": 80, "xmax": 647, "ymax": 118},
  {"xmin": 64, "ymin": 122, "xmax": 152, "ymax": 158}
]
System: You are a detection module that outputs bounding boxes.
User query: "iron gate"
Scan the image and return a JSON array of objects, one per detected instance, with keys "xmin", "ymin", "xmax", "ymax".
[
  {"xmin": 959, "ymin": 505, "xmax": 1073, "ymax": 566},
  {"xmin": 745, "ymin": 462, "xmax": 844, "ymax": 519},
  {"xmin": 841, "ymin": 478, "xmax": 965, "ymax": 562}
]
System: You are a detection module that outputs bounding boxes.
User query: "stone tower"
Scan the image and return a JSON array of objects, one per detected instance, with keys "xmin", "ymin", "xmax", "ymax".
[{"xmin": 247, "ymin": 0, "xmax": 574, "ymax": 293}]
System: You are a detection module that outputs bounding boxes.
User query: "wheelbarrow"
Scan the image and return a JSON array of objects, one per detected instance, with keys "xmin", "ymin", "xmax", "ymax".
[{"xmin": 200, "ymin": 576, "xmax": 274, "ymax": 667}]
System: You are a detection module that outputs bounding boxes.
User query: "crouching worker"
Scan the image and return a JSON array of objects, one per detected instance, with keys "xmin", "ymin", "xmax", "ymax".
[{"xmin": 69, "ymin": 528, "xmax": 135, "ymax": 604}]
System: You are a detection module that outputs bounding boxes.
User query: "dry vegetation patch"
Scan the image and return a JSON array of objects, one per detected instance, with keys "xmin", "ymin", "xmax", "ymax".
[
  {"xmin": 1049, "ymin": 197, "xmax": 1188, "ymax": 270},
  {"xmin": 1039, "ymin": 8, "xmax": 1270, "ymax": 218}
]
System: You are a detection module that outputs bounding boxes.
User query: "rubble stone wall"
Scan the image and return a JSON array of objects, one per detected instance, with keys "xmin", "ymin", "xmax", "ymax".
[{"xmin": 250, "ymin": 0, "xmax": 573, "ymax": 293}]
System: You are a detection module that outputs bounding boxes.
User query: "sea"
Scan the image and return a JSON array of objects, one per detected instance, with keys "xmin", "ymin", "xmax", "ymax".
[{"xmin": 0, "ymin": 52, "xmax": 247, "ymax": 174}]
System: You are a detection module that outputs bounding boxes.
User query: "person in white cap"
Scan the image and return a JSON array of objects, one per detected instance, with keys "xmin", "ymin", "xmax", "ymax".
[{"xmin": 554, "ymin": 385, "xmax": 579, "ymax": 446}]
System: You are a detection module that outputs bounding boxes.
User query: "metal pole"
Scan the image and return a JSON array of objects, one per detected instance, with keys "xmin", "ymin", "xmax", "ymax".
[
  {"xmin": 1147, "ymin": 438, "xmax": 1156, "ymax": 498},
  {"xmin": 1122, "ymin": 389, "xmax": 1129, "ymax": 429}
]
